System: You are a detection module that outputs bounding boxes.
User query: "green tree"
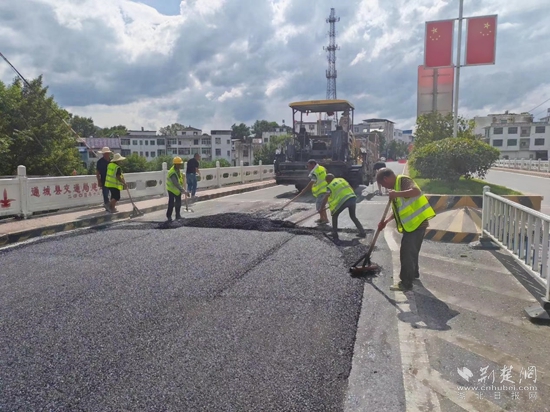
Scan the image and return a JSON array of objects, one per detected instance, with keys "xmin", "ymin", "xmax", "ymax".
[
  {"xmin": 387, "ymin": 140, "xmax": 409, "ymax": 159},
  {"xmin": 147, "ymin": 155, "xmax": 176, "ymax": 171},
  {"xmin": 231, "ymin": 123, "xmax": 251, "ymax": 140},
  {"xmin": 69, "ymin": 115, "xmax": 96, "ymax": 138},
  {"xmin": 253, "ymin": 134, "xmax": 292, "ymax": 165},
  {"xmin": 251, "ymin": 120, "xmax": 279, "ymax": 139},
  {"xmin": 414, "ymin": 112, "xmax": 474, "ymax": 149},
  {"xmin": 122, "ymin": 153, "xmax": 148, "ymax": 173},
  {"xmin": 0, "ymin": 76, "xmax": 84, "ymax": 176},
  {"xmin": 159, "ymin": 123, "xmax": 186, "ymax": 136},
  {"xmin": 97, "ymin": 125, "xmax": 128, "ymax": 138}
]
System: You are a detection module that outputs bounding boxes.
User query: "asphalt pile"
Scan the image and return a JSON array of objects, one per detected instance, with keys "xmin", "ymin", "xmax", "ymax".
[{"xmin": 182, "ymin": 213, "xmax": 299, "ymax": 232}]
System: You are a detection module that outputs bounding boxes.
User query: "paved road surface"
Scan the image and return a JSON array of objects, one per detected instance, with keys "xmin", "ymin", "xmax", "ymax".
[
  {"xmin": 3, "ymin": 162, "xmax": 549, "ymax": 411},
  {"xmin": 485, "ymin": 169, "xmax": 550, "ymax": 215}
]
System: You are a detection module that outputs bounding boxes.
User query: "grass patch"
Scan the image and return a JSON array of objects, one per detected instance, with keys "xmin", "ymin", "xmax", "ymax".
[{"xmin": 407, "ymin": 166, "xmax": 522, "ymax": 195}]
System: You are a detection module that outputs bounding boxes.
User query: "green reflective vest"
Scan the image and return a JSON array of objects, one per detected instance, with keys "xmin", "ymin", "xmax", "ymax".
[
  {"xmin": 166, "ymin": 166, "xmax": 184, "ymax": 195},
  {"xmin": 105, "ymin": 163, "xmax": 123, "ymax": 190},
  {"xmin": 311, "ymin": 165, "xmax": 328, "ymax": 197},
  {"xmin": 327, "ymin": 178, "xmax": 356, "ymax": 215},
  {"xmin": 391, "ymin": 175, "xmax": 435, "ymax": 233}
]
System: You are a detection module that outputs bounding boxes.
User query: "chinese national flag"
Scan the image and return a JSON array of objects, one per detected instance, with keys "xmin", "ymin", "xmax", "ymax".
[
  {"xmin": 424, "ymin": 20, "xmax": 454, "ymax": 68},
  {"xmin": 465, "ymin": 15, "xmax": 497, "ymax": 65}
]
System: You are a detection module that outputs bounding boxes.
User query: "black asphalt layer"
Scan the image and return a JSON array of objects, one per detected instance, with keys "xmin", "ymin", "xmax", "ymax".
[{"xmin": 0, "ymin": 184, "xmax": 402, "ymax": 411}]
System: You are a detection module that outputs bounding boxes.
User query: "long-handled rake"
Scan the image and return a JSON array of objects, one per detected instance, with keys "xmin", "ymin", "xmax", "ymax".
[
  {"xmin": 349, "ymin": 199, "xmax": 391, "ymax": 276},
  {"xmin": 126, "ymin": 187, "xmax": 144, "ymax": 217},
  {"xmin": 270, "ymin": 191, "xmax": 303, "ymax": 211}
]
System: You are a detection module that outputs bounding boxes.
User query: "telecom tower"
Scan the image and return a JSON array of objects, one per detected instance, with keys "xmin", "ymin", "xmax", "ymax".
[{"xmin": 324, "ymin": 8, "xmax": 339, "ymax": 100}]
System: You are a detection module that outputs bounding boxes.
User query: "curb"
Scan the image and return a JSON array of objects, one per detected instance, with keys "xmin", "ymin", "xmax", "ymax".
[
  {"xmin": 424, "ymin": 229, "xmax": 479, "ymax": 243},
  {"xmin": 492, "ymin": 167, "xmax": 550, "ymax": 178},
  {"xmin": 0, "ymin": 181, "xmax": 276, "ymax": 247},
  {"xmin": 426, "ymin": 194, "xmax": 542, "ymax": 212}
]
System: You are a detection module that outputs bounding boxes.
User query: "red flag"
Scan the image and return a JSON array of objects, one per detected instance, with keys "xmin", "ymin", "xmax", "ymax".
[
  {"xmin": 424, "ymin": 20, "xmax": 454, "ymax": 68},
  {"xmin": 465, "ymin": 15, "xmax": 497, "ymax": 65}
]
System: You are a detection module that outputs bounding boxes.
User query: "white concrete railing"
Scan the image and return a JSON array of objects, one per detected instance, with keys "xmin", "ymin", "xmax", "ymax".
[
  {"xmin": 494, "ymin": 159, "xmax": 550, "ymax": 173},
  {"xmin": 481, "ymin": 186, "xmax": 550, "ymax": 303},
  {"xmin": 0, "ymin": 161, "xmax": 274, "ymax": 218}
]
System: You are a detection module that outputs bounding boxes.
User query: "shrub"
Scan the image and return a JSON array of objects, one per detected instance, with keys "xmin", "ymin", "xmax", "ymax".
[{"xmin": 410, "ymin": 137, "xmax": 500, "ymax": 182}]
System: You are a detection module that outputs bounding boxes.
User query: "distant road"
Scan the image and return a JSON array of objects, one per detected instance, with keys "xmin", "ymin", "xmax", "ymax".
[{"xmin": 485, "ymin": 169, "xmax": 550, "ymax": 215}]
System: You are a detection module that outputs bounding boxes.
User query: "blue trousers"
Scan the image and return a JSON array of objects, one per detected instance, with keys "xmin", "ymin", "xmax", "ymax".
[
  {"xmin": 102, "ymin": 185, "xmax": 110, "ymax": 204},
  {"xmin": 187, "ymin": 173, "xmax": 197, "ymax": 196}
]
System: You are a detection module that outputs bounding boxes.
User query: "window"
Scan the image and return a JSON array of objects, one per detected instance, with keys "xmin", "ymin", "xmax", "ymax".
[
  {"xmin": 215, "ymin": 148, "xmax": 222, "ymax": 156},
  {"xmin": 227, "ymin": 150, "xmax": 231, "ymax": 157},
  {"xmin": 150, "ymin": 140, "xmax": 155, "ymax": 145},
  {"xmin": 227, "ymin": 139, "xmax": 230, "ymax": 144},
  {"xmin": 521, "ymin": 127, "xmax": 530, "ymax": 137},
  {"xmin": 520, "ymin": 139, "xmax": 530, "ymax": 148},
  {"xmin": 167, "ymin": 149, "xmax": 176, "ymax": 155},
  {"xmin": 535, "ymin": 126, "xmax": 546, "ymax": 133},
  {"xmin": 157, "ymin": 138, "xmax": 165, "ymax": 145},
  {"xmin": 178, "ymin": 148, "xmax": 186, "ymax": 155},
  {"xmin": 507, "ymin": 139, "xmax": 517, "ymax": 146},
  {"xmin": 140, "ymin": 151, "xmax": 143, "ymax": 156},
  {"xmin": 507, "ymin": 127, "xmax": 518, "ymax": 134},
  {"xmin": 145, "ymin": 151, "xmax": 149, "ymax": 157},
  {"xmin": 140, "ymin": 140, "xmax": 143, "ymax": 145},
  {"xmin": 201, "ymin": 147, "xmax": 211, "ymax": 155},
  {"xmin": 121, "ymin": 149, "xmax": 131, "ymax": 156},
  {"xmin": 215, "ymin": 137, "xmax": 221, "ymax": 144},
  {"xmin": 157, "ymin": 149, "xmax": 166, "ymax": 156},
  {"xmin": 193, "ymin": 132, "xmax": 198, "ymax": 135},
  {"xmin": 121, "ymin": 138, "xmax": 130, "ymax": 145},
  {"xmin": 133, "ymin": 151, "xmax": 138, "ymax": 155},
  {"xmin": 264, "ymin": 138, "xmax": 268, "ymax": 143},
  {"xmin": 492, "ymin": 139, "xmax": 503, "ymax": 147},
  {"xmin": 167, "ymin": 138, "xmax": 177, "ymax": 145},
  {"xmin": 132, "ymin": 140, "xmax": 138, "ymax": 145},
  {"xmin": 534, "ymin": 138, "xmax": 545, "ymax": 146},
  {"xmin": 145, "ymin": 140, "xmax": 148, "ymax": 145},
  {"xmin": 194, "ymin": 139, "xmax": 199, "ymax": 145},
  {"xmin": 191, "ymin": 148, "xmax": 200, "ymax": 154},
  {"xmin": 493, "ymin": 127, "xmax": 503, "ymax": 135},
  {"xmin": 500, "ymin": 119, "xmax": 507, "ymax": 124},
  {"xmin": 309, "ymin": 125, "xmax": 315, "ymax": 130},
  {"xmin": 151, "ymin": 152, "xmax": 156, "ymax": 158},
  {"xmin": 243, "ymin": 149, "xmax": 249, "ymax": 157},
  {"xmin": 181, "ymin": 132, "xmax": 186, "ymax": 135},
  {"xmin": 201, "ymin": 138, "xmax": 211, "ymax": 145},
  {"xmin": 182, "ymin": 148, "xmax": 190, "ymax": 155}
]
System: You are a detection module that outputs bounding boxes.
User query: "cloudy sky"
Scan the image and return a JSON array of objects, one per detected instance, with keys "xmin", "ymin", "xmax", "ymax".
[{"xmin": 1, "ymin": 0, "xmax": 549, "ymax": 134}]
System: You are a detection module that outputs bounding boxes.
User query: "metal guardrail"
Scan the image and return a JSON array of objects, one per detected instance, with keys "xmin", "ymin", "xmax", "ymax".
[
  {"xmin": 0, "ymin": 161, "xmax": 275, "ymax": 218},
  {"xmin": 481, "ymin": 186, "xmax": 550, "ymax": 318},
  {"xmin": 494, "ymin": 159, "xmax": 550, "ymax": 173}
]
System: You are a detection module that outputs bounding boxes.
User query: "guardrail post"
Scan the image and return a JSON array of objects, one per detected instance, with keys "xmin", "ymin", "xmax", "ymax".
[
  {"xmin": 259, "ymin": 160, "xmax": 263, "ymax": 181},
  {"xmin": 216, "ymin": 161, "xmax": 221, "ymax": 188},
  {"xmin": 480, "ymin": 186, "xmax": 490, "ymax": 238},
  {"xmin": 240, "ymin": 160, "xmax": 244, "ymax": 184},
  {"xmin": 162, "ymin": 162, "xmax": 168, "ymax": 197},
  {"xmin": 538, "ymin": 159, "xmax": 542, "ymax": 172},
  {"xmin": 17, "ymin": 165, "xmax": 29, "ymax": 218}
]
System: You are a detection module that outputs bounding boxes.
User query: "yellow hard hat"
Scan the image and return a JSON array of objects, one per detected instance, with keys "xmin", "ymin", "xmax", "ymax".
[{"xmin": 173, "ymin": 156, "xmax": 183, "ymax": 165}]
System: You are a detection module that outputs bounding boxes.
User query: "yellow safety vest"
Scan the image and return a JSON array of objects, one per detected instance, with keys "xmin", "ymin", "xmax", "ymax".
[
  {"xmin": 327, "ymin": 178, "xmax": 356, "ymax": 215},
  {"xmin": 105, "ymin": 163, "xmax": 123, "ymax": 190},
  {"xmin": 311, "ymin": 165, "xmax": 328, "ymax": 197},
  {"xmin": 391, "ymin": 175, "xmax": 435, "ymax": 233},
  {"xmin": 166, "ymin": 166, "xmax": 184, "ymax": 195}
]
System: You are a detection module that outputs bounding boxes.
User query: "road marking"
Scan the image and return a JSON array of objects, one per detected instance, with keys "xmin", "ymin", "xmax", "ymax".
[
  {"xmin": 489, "ymin": 170, "xmax": 549, "ymax": 180},
  {"xmin": 420, "ymin": 252, "xmax": 510, "ymax": 274},
  {"xmin": 385, "ymin": 229, "xmax": 442, "ymax": 412}
]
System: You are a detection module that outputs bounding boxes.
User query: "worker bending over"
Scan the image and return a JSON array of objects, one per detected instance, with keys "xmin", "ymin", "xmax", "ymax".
[
  {"xmin": 300, "ymin": 159, "xmax": 329, "ymax": 224},
  {"xmin": 321, "ymin": 174, "xmax": 366, "ymax": 241},
  {"xmin": 166, "ymin": 157, "xmax": 188, "ymax": 221},
  {"xmin": 376, "ymin": 168, "xmax": 435, "ymax": 291}
]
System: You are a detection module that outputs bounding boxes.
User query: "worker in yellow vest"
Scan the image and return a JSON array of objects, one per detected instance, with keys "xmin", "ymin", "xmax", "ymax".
[
  {"xmin": 104, "ymin": 153, "xmax": 127, "ymax": 213},
  {"xmin": 299, "ymin": 159, "xmax": 329, "ymax": 224},
  {"xmin": 376, "ymin": 168, "xmax": 436, "ymax": 291},
  {"xmin": 321, "ymin": 174, "xmax": 366, "ymax": 242},
  {"xmin": 166, "ymin": 157, "xmax": 188, "ymax": 221}
]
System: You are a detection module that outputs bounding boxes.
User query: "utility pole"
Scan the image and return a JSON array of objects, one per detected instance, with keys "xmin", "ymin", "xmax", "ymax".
[
  {"xmin": 453, "ymin": 0, "xmax": 464, "ymax": 138},
  {"xmin": 324, "ymin": 8, "xmax": 339, "ymax": 100}
]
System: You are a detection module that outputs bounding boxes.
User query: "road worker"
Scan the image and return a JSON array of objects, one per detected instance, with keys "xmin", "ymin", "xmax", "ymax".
[
  {"xmin": 166, "ymin": 157, "xmax": 188, "ymax": 221},
  {"xmin": 299, "ymin": 159, "xmax": 329, "ymax": 224},
  {"xmin": 104, "ymin": 153, "xmax": 127, "ymax": 213},
  {"xmin": 321, "ymin": 174, "xmax": 366, "ymax": 241},
  {"xmin": 376, "ymin": 168, "xmax": 436, "ymax": 291}
]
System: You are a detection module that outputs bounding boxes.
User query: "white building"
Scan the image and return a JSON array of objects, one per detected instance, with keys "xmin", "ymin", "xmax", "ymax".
[
  {"xmin": 210, "ymin": 130, "xmax": 233, "ymax": 163},
  {"xmin": 357, "ymin": 118, "xmax": 395, "ymax": 143},
  {"xmin": 398, "ymin": 129, "xmax": 415, "ymax": 144},
  {"xmin": 474, "ymin": 112, "xmax": 534, "ymax": 138},
  {"xmin": 120, "ymin": 128, "xmax": 162, "ymax": 161},
  {"xmin": 486, "ymin": 116, "xmax": 550, "ymax": 160}
]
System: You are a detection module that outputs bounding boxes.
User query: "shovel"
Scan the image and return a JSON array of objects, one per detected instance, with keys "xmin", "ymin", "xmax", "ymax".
[
  {"xmin": 270, "ymin": 191, "xmax": 303, "ymax": 211},
  {"xmin": 126, "ymin": 187, "xmax": 144, "ymax": 217},
  {"xmin": 183, "ymin": 191, "xmax": 194, "ymax": 213},
  {"xmin": 349, "ymin": 199, "xmax": 391, "ymax": 276},
  {"xmin": 292, "ymin": 207, "xmax": 329, "ymax": 225}
]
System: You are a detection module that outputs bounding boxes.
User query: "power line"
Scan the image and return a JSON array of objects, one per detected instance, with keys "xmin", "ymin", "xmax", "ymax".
[{"xmin": 527, "ymin": 96, "xmax": 550, "ymax": 114}]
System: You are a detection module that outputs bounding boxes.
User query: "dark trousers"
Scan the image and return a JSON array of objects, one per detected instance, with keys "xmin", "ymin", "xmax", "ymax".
[
  {"xmin": 332, "ymin": 198, "xmax": 365, "ymax": 237},
  {"xmin": 167, "ymin": 192, "xmax": 182, "ymax": 219},
  {"xmin": 101, "ymin": 185, "xmax": 110, "ymax": 205},
  {"xmin": 399, "ymin": 226, "xmax": 427, "ymax": 288}
]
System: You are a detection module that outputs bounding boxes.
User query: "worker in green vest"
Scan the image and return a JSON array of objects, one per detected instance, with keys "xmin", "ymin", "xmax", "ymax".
[
  {"xmin": 376, "ymin": 168, "xmax": 436, "ymax": 292},
  {"xmin": 298, "ymin": 159, "xmax": 329, "ymax": 224},
  {"xmin": 104, "ymin": 153, "xmax": 127, "ymax": 213},
  {"xmin": 321, "ymin": 174, "xmax": 366, "ymax": 242},
  {"xmin": 166, "ymin": 157, "xmax": 188, "ymax": 221}
]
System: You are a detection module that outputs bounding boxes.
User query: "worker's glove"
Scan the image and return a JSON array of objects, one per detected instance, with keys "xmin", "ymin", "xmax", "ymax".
[
  {"xmin": 378, "ymin": 221, "xmax": 386, "ymax": 231},
  {"xmin": 388, "ymin": 190, "xmax": 398, "ymax": 200}
]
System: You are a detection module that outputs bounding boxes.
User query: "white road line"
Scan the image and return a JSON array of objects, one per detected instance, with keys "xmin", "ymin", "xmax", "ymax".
[
  {"xmin": 489, "ymin": 170, "xmax": 549, "ymax": 180},
  {"xmin": 385, "ymin": 229, "xmax": 442, "ymax": 412}
]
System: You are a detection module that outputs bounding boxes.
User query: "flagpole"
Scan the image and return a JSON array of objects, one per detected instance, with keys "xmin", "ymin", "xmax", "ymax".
[{"xmin": 453, "ymin": 0, "xmax": 464, "ymax": 138}]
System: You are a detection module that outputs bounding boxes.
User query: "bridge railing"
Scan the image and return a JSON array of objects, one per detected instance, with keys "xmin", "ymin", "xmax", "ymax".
[
  {"xmin": 481, "ymin": 186, "xmax": 550, "ymax": 304},
  {"xmin": 494, "ymin": 158, "xmax": 550, "ymax": 173},
  {"xmin": 0, "ymin": 161, "xmax": 274, "ymax": 218}
]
